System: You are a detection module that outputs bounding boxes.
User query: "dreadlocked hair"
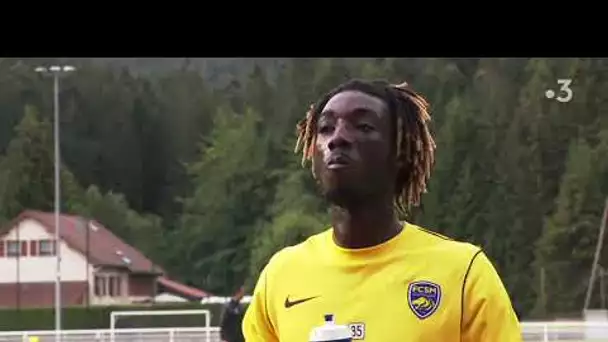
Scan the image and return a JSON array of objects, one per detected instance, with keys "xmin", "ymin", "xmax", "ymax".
[{"xmin": 294, "ymin": 79, "xmax": 436, "ymax": 217}]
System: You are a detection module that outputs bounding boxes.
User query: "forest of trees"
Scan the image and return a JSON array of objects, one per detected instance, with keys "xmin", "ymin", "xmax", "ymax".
[{"xmin": 0, "ymin": 58, "xmax": 606, "ymax": 320}]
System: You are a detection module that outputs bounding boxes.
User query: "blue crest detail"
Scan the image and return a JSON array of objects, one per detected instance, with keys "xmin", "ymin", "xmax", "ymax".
[{"xmin": 407, "ymin": 280, "xmax": 441, "ymax": 319}]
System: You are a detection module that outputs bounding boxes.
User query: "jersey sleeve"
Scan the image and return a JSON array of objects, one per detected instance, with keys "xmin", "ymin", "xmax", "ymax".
[
  {"xmin": 461, "ymin": 250, "xmax": 522, "ymax": 342},
  {"xmin": 242, "ymin": 262, "xmax": 279, "ymax": 342}
]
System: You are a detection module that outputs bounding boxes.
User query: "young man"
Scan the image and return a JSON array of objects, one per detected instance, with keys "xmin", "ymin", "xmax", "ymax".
[
  {"xmin": 220, "ymin": 286, "xmax": 246, "ymax": 342},
  {"xmin": 242, "ymin": 79, "xmax": 521, "ymax": 341}
]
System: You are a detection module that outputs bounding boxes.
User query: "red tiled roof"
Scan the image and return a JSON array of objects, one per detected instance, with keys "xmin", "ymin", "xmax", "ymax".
[
  {"xmin": 1, "ymin": 210, "xmax": 163, "ymax": 274},
  {"xmin": 0, "ymin": 282, "xmax": 88, "ymax": 308},
  {"xmin": 157, "ymin": 276, "xmax": 211, "ymax": 299}
]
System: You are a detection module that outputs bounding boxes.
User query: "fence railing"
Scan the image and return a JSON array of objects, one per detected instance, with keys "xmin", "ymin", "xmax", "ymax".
[
  {"xmin": 0, "ymin": 327, "xmax": 220, "ymax": 342},
  {"xmin": 521, "ymin": 321, "xmax": 608, "ymax": 341},
  {"xmin": 0, "ymin": 322, "xmax": 605, "ymax": 342}
]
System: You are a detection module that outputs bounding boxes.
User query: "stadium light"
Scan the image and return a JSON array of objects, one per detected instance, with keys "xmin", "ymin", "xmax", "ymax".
[{"xmin": 35, "ymin": 64, "xmax": 76, "ymax": 340}]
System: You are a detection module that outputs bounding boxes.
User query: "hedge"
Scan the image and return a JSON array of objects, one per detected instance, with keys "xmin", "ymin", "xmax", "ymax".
[{"xmin": 0, "ymin": 303, "xmax": 248, "ymax": 331}]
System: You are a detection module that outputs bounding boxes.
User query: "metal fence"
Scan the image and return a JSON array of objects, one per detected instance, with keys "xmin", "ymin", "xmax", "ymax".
[
  {"xmin": 0, "ymin": 322, "xmax": 606, "ymax": 341},
  {"xmin": 0, "ymin": 327, "xmax": 220, "ymax": 342},
  {"xmin": 521, "ymin": 321, "xmax": 608, "ymax": 341}
]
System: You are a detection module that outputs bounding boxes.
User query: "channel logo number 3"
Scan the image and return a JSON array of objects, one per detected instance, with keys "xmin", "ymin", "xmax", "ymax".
[
  {"xmin": 348, "ymin": 323, "xmax": 366, "ymax": 340},
  {"xmin": 545, "ymin": 79, "xmax": 573, "ymax": 103}
]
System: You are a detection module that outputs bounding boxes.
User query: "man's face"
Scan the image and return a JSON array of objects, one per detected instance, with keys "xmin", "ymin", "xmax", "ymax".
[{"xmin": 312, "ymin": 90, "xmax": 395, "ymax": 207}]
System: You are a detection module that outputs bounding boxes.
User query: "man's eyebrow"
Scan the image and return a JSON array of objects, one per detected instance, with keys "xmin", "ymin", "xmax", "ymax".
[
  {"xmin": 319, "ymin": 107, "xmax": 379, "ymax": 119},
  {"xmin": 319, "ymin": 110, "xmax": 334, "ymax": 119},
  {"xmin": 351, "ymin": 107, "xmax": 379, "ymax": 117}
]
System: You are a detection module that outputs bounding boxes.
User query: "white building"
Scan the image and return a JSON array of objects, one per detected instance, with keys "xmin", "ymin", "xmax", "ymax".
[{"xmin": 0, "ymin": 210, "xmax": 209, "ymax": 308}]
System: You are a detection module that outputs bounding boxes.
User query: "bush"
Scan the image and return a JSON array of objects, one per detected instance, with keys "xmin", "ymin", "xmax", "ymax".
[{"xmin": 0, "ymin": 303, "xmax": 244, "ymax": 331}]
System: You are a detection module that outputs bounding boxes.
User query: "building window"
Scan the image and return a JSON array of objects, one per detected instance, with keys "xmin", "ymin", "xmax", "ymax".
[
  {"xmin": 109, "ymin": 276, "xmax": 121, "ymax": 296},
  {"xmin": 29, "ymin": 240, "xmax": 38, "ymax": 256},
  {"xmin": 94, "ymin": 276, "xmax": 106, "ymax": 296},
  {"xmin": 94, "ymin": 274, "xmax": 122, "ymax": 297},
  {"xmin": 6, "ymin": 241, "xmax": 20, "ymax": 257},
  {"xmin": 39, "ymin": 240, "xmax": 55, "ymax": 256}
]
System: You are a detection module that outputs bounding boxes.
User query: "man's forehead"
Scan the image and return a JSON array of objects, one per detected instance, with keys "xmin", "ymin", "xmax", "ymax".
[{"xmin": 321, "ymin": 90, "xmax": 387, "ymax": 118}]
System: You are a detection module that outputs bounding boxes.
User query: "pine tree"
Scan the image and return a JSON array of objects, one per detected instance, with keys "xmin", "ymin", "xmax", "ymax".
[{"xmin": 0, "ymin": 104, "xmax": 82, "ymax": 221}]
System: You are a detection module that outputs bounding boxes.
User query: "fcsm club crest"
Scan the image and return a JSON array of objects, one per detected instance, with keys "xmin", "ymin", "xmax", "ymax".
[{"xmin": 407, "ymin": 280, "xmax": 441, "ymax": 319}]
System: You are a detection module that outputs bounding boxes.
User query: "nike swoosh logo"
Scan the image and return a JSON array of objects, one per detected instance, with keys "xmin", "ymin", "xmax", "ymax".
[{"xmin": 284, "ymin": 295, "xmax": 319, "ymax": 308}]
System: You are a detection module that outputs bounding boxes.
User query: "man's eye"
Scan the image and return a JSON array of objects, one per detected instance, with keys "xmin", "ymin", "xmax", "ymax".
[
  {"xmin": 318, "ymin": 125, "xmax": 333, "ymax": 134},
  {"xmin": 357, "ymin": 124, "xmax": 375, "ymax": 132}
]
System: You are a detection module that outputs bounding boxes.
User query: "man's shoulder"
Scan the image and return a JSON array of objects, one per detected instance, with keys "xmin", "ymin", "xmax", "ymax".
[
  {"xmin": 263, "ymin": 229, "xmax": 331, "ymax": 274},
  {"xmin": 408, "ymin": 223, "xmax": 482, "ymax": 262}
]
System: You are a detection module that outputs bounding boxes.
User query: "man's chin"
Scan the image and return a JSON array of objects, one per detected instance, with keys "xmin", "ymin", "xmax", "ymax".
[{"xmin": 322, "ymin": 186, "xmax": 366, "ymax": 208}]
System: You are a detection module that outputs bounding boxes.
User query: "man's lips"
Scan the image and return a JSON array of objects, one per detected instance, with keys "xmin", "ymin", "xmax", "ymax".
[{"xmin": 325, "ymin": 154, "xmax": 353, "ymax": 169}]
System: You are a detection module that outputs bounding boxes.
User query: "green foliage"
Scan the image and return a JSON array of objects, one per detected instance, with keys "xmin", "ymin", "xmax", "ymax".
[
  {"xmin": 0, "ymin": 104, "xmax": 82, "ymax": 221},
  {"xmin": 0, "ymin": 303, "xmax": 232, "ymax": 330},
  {"xmin": 535, "ymin": 136, "xmax": 608, "ymax": 316},
  {"xmin": 174, "ymin": 105, "xmax": 272, "ymax": 294}
]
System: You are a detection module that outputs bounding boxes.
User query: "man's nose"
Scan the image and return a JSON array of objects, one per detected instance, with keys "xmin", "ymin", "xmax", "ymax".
[{"xmin": 327, "ymin": 123, "xmax": 353, "ymax": 151}]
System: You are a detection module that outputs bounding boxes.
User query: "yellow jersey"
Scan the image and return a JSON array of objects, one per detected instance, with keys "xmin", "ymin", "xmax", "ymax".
[{"xmin": 242, "ymin": 223, "xmax": 522, "ymax": 342}]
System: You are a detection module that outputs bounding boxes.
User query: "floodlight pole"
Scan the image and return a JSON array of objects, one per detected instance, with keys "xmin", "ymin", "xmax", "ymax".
[{"xmin": 34, "ymin": 64, "xmax": 76, "ymax": 341}]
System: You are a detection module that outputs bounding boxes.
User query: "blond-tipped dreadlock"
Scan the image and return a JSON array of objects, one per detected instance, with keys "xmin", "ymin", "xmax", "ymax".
[{"xmin": 294, "ymin": 79, "xmax": 436, "ymax": 216}]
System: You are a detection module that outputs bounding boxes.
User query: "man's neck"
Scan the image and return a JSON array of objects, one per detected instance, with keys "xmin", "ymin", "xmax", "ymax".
[{"xmin": 330, "ymin": 198, "xmax": 402, "ymax": 249}]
